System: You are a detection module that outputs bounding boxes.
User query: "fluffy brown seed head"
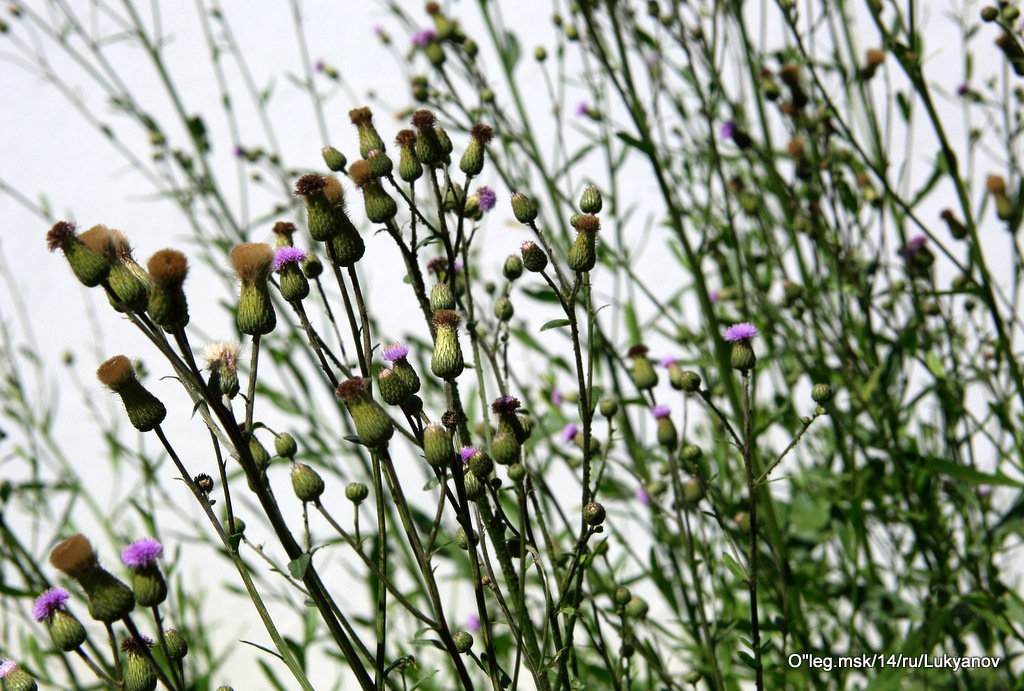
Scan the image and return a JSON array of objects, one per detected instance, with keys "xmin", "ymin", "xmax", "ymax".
[
  {"xmin": 97, "ymin": 355, "xmax": 136, "ymax": 391},
  {"xmin": 940, "ymin": 209, "xmax": 954, "ymax": 221},
  {"xmin": 147, "ymin": 249, "xmax": 188, "ymax": 285},
  {"xmin": 395, "ymin": 129, "xmax": 417, "ymax": 147},
  {"xmin": 49, "ymin": 534, "xmax": 97, "ymax": 577},
  {"xmin": 575, "ymin": 214, "xmax": 600, "ymax": 234},
  {"xmin": 627, "ymin": 344, "xmax": 649, "ymax": 358},
  {"xmin": 46, "ymin": 221, "xmax": 76, "ymax": 252},
  {"xmin": 272, "ymin": 221, "xmax": 297, "ymax": 238},
  {"xmin": 470, "ymin": 123, "xmax": 493, "ymax": 144},
  {"xmin": 865, "ymin": 48, "xmax": 885, "ymax": 68},
  {"xmin": 425, "ymin": 1, "xmax": 440, "ymax": 15},
  {"xmin": 323, "ymin": 175, "xmax": 345, "ymax": 205},
  {"xmin": 348, "ymin": 160, "xmax": 374, "ymax": 188},
  {"xmin": 294, "ymin": 174, "xmax": 328, "ymax": 197},
  {"xmin": 78, "ymin": 224, "xmax": 117, "ymax": 260},
  {"xmin": 432, "ymin": 309, "xmax": 460, "ymax": 328},
  {"xmin": 109, "ymin": 229, "xmax": 135, "ymax": 261},
  {"xmin": 491, "ymin": 396, "xmax": 521, "ymax": 416},
  {"xmin": 335, "ymin": 376, "xmax": 369, "ymax": 401},
  {"xmin": 349, "ymin": 107, "xmax": 373, "ymax": 126},
  {"xmin": 411, "ymin": 109, "xmax": 437, "ymax": 130},
  {"xmin": 229, "ymin": 243, "xmax": 275, "ymax": 283},
  {"xmin": 986, "ymin": 174, "xmax": 1007, "ymax": 196}
]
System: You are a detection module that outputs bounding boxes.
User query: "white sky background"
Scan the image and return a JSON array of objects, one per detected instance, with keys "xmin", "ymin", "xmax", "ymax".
[{"xmin": 1, "ymin": 0, "xmax": 1021, "ymax": 688}]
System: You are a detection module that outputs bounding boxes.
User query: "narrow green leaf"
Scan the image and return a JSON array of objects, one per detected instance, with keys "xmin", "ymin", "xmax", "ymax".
[{"xmin": 540, "ymin": 318, "xmax": 571, "ymax": 332}]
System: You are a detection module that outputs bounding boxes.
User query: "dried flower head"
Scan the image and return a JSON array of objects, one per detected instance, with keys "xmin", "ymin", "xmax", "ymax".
[
  {"xmin": 349, "ymin": 107, "xmax": 374, "ymax": 126},
  {"xmin": 273, "ymin": 246, "xmax": 308, "ymax": 271},
  {"xmin": 433, "ymin": 309, "xmax": 461, "ymax": 328},
  {"xmin": 229, "ymin": 243, "xmax": 275, "ymax": 283},
  {"xmin": 121, "ymin": 539, "xmax": 162, "ymax": 568},
  {"xmin": 49, "ymin": 534, "xmax": 97, "ymax": 577},
  {"xmin": 627, "ymin": 344, "xmax": 649, "ymax": 358},
  {"xmin": 203, "ymin": 341, "xmax": 240, "ymax": 370},
  {"xmin": 986, "ymin": 174, "xmax": 1007, "ymax": 196},
  {"xmin": 147, "ymin": 249, "xmax": 188, "ymax": 286},
  {"xmin": 32, "ymin": 588, "xmax": 70, "ymax": 622},
  {"xmin": 575, "ymin": 214, "xmax": 600, "ymax": 234},
  {"xmin": 335, "ymin": 377, "xmax": 369, "ymax": 401},
  {"xmin": 470, "ymin": 123, "xmax": 494, "ymax": 144},
  {"xmin": 411, "ymin": 109, "xmax": 437, "ymax": 130},
  {"xmin": 96, "ymin": 355, "xmax": 136, "ymax": 391},
  {"xmin": 272, "ymin": 221, "xmax": 297, "ymax": 238},
  {"xmin": 294, "ymin": 174, "xmax": 329, "ymax": 197},
  {"xmin": 382, "ymin": 342, "xmax": 410, "ymax": 361},
  {"xmin": 491, "ymin": 396, "xmax": 521, "ymax": 416},
  {"xmin": 120, "ymin": 635, "xmax": 154, "ymax": 655},
  {"xmin": 723, "ymin": 323, "xmax": 758, "ymax": 342},
  {"xmin": 46, "ymin": 221, "xmax": 77, "ymax": 252}
]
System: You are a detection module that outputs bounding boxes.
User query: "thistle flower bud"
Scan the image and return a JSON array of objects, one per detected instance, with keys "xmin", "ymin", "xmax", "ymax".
[
  {"xmin": 996, "ymin": 33, "xmax": 1024, "ymax": 76},
  {"xmin": 431, "ymin": 310, "xmax": 464, "ymax": 379},
  {"xmin": 996, "ymin": 194, "xmax": 1016, "ymax": 221},
  {"xmin": 350, "ymin": 160, "xmax": 398, "ymax": 223},
  {"xmin": 503, "ymin": 255, "xmax": 524, "ymax": 280},
  {"xmin": 275, "ymin": 433, "xmax": 298, "ymax": 458},
  {"xmin": 97, "ymin": 355, "xmax": 166, "ymax": 432},
  {"xmin": 683, "ymin": 477, "xmax": 704, "ymax": 504},
  {"xmin": 367, "ymin": 148, "xmax": 393, "ymax": 178},
  {"xmin": 33, "ymin": 588, "xmax": 86, "ymax": 652},
  {"xmin": 431, "ymin": 282, "xmax": 456, "ymax": 311},
  {"xmin": 49, "ymin": 535, "xmax": 134, "ymax": 623},
  {"xmin": 599, "ymin": 399, "xmax": 619, "ymax": 417},
  {"xmin": 507, "ymin": 462, "xmax": 527, "ymax": 483},
  {"xmin": 303, "ymin": 253, "xmax": 324, "ymax": 278},
  {"xmin": 681, "ymin": 445, "xmax": 702, "ymax": 464},
  {"xmin": 291, "ymin": 463, "xmax": 325, "ymax": 502},
  {"xmin": 248, "ymin": 431, "xmax": 271, "ymax": 474},
  {"xmin": 723, "ymin": 323, "xmax": 758, "ymax": 372},
  {"xmin": 146, "ymin": 249, "xmax": 190, "ymax": 329},
  {"xmin": 349, "ymin": 107, "xmax": 386, "ymax": 159},
  {"xmin": 322, "ymin": 146, "xmax": 347, "ymax": 172},
  {"xmin": 203, "ymin": 341, "xmax": 240, "ymax": 399},
  {"xmin": 336, "ymin": 377, "xmax": 394, "ymax": 448},
  {"xmin": 395, "ymin": 129, "xmax": 423, "ymax": 182},
  {"xmin": 981, "ymin": 5, "xmax": 999, "ymax": 21},
  {"xmin": 423, "ymin": 423, "xmax": 455, "ymax": 467},
  {"xmin": 377, "ymin": 367, "xmax": 406, "ymax": 406},
  {"xmin": 627, "ymin": 344, "xmax": 658, "ymax": 390},
  {"xmin": 511, "ymin": 192, "xmax": 538, "ymax": 224},
  {"xmin": 679, "ymin": 370, "xmax": 702, "ymax": 393},
  {"xmin": 494, "ymin": 296, "xmax": 514, "ymax": 321},
  {"xmin": 580, "ymin": 185, "xmax": 602, "ymax": 214},
  {"xmin": 121, "ymin": 636, "xmax": 157, "ymax": 691},
  {"xmin": 462, "ymin": 447, "xmax": 494, "ymax": 478},
  {"xmin": 568, "ymin": 214, "xmax": 600, "ymax": 272},
  {"xmin": 652, "ymin": 406, "xmax": 677, "ymax": 450},
  {"xmin": 195, "ymin": 473, "xmax": 214, "ymax": 494},
  {"xmin": 614, "ymin": 586, "xmax": 632, "ymax": 606},
  {"xmin": 734, "ymin": 511, "xmax": 751, "ymax": 533},
  {"xmin": 294, "ymin": 174, "xmax": 341, "ymax": 242},
  {"xmin": 463, "ymin": 470, "xmax": 484, "ymax": 500},
  {"xmin": 47, "ymin": 221, "xmax": 111, "ymax": 288},
  {"xmin": 453, "ymin": 631, "xmax": 474, "ymax": 653},
  {"xmin": 0, "ymin": 660, "xmax": 38, "ymax": 691},
  {"xmin": 274, "ymin": 246, "xmax": 310, "ymax": 301},
  {"xmin": 940, "ymin": 209, "xmax": 968, "ymax": 239},
  {"xmin": 460, "ymin": 123, "xmax": 493, "ymax": 176},
  {"xmin": 490, "ymin": 430, "xmax": 520, "ymax": 465},
  {"xmin": 625, "ymin": 596, "xmax": 649, "ymax": 619},
  {"xmin": 271, "ymin": 221, "xmax": 298, "ymax": 248},
  {"xmin": 455, "ymin": 526, "xmax": 475, "ymax": 550},
  {"xmin": 122, "ymin": 538, "xmax": 166, "ymax": 607},
  {"xmin": 230, "ymin": 243, "xmax": 277, "ymax": 335},
  {"xmin": 346, "ymin": 482, "xmax": 369, "ymax": 504},
  {"xmin": 163, "ymin": 629, "xmax": 188, "ymax": 661},
  {"xmin": 411, "ymin": 110, "xmax": 443, "ymax": 166},
  {"xmin": 583, "ymin": 501, "xmax": 606, "ymax": 526},
  {"xmin": 81, "ymin": 226, "xmax": 150, "ymax": 312},
  {"xmin": 811, "ymin": 383, "xmax": 834, "ymax": 404}
]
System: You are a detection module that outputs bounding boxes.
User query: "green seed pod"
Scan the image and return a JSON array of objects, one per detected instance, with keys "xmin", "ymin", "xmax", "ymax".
[
  {"xmin": 600, "ymin": 399, "xmax": 619, "ymax": 417},
  {"xmin": 583, "ymin": 501, "xmax": 606, "ymax": 526},
  {"xmin": 395, "ymin": 129, "xmax": 422, "ymax": 182},
  {"xmin": 164, "ymin": 629, "xmax": 188, "ymax": 661},
  {"xmin": 146, "ymin": 249, "xmax": 190, "ymax": 330},
  {"xmin": 678, "ymin": 370, "xmax": 701, "ymax": 392},
  {"xmin": 811, "ymin": 383, "xmax": 834, "ymax": 404},
  {"xmin": 520, "ymin": 241, "xmax": 548, "ymax": 272},
  {"xmin": 349, "ymin": 107, "xmax": 386, "ymax": 159},
  {"xmin": 431, "ymin": 282, "xmax": 456, "ymax": 311},
  {"xmin": 580, "ymin": 185, "xmax": 603, "ymax": 214},
  {"xmin": 511, "ymin": 192, "xmax": 538, "ymax": 224},
  {"xmin": 426, "ymin": 41, "xmax": 445, "ymax": 66},
  {"xmin": 981, "ymin": 6, "xmax": 999, "ymax": 21},
  {"xmin": 346, "ymin": 482, "xmax": 369, "ymax": 504},
  {"xmin": 490, "ymin": 430, "xmax": 520, "ymax": 466},
  {"xmin": 614, "ymin": 586, "xmax": 632, "ymax": 606},
  {"xmin": 423, "ymin": 423, "xmax": 455, "ymax": 468},
  {"xmin": 494, "ymin": 296, "xmax": 514, "ymax": 321},
  {"xmin": 336, "ymin": 378, "xmax": 394, "ymax": 448},
  {"xmin": 275, "ymin": 433, "xmax": 298, "ymax": 458},
  {"xmin": 327, "ymin": 226, "xmax": 366, "ymax": 268},
  {"xmin": 46, "ymin": 221, "xmax": 111, "ymax": 288},
  {"xmin": 535, "ymin": 45, "xmax": 547, "ymax": 61},
  {"xmin": 568, "ymin": 214, "xmax": 600, "ymax": 272},
  {"xmin": 291, "ymin": 463, "xmax": 325, "ymax": 502},
  {"xmin": 460, "ymin": 124, "xmax": 493, "ymax": 176},
  {"xmin": 453, "ymin": 631, "xmax": 474, "ymax": 653},
  {"xmin": 997, "ymin": 194, "xmax": 1016, "ymax": 221},
  {"xmin": 123, "ymin": 651, "xmax": 157, "ymax": 691},
  {"xmin": 78, "ymin": 568, "xmax": 135, "ymax": 623},
  {"xmin": 625, "ymin": 596, "xmax": 648, "ymax": 619},
  {"xmin": 322, "ymin": 146, "xmax": 347, "ymax": 172},
  {"xmin": 248, "ymin": 433, "xmax": 271, "ymax": 473},
  {"xmin": 431, "ymin": 311, "xmax": 464, "ymax": 379},
  {"xmin": 97, "ymin": 356, "xmax": 167, "ymax": 432},
  {"xmin": 48, "ymin": 609, "xmax": 87, "ymax": 652},
  {"xmin": 503, "ymin": 255, "xmax": 524, "ymax": 280}
]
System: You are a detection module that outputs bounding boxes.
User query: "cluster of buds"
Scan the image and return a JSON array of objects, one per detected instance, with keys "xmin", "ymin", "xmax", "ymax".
[{"xmin": 293, "ymin": 174, "xmax": 365, "ymax": 265}]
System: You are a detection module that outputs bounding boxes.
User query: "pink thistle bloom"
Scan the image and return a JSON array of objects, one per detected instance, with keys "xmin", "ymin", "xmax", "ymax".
[
  {"xmin": 466, "ymin": 613, "xmax": 481, "ymax": 632},
  {"xmin": 652, "ymin": 405, "xmax": 671, "ymax": 419},
  {"xmin": 477, "ymin": 186, "xmax": 496, "ymax": 212},
  {"xmin": 233, "ymin": 144, "xmax": 245, "ymax": 158},
  {"xmin": 562, "ymin": 423, "xmax": 579, "ymax": 442},
  {"xmin": 121, "ymin": 538, "xmax": 163, "ymax": 569},
  {"xmin": 273, "ymin": 246, "xmax": 307, "ymax": 271},
  {"xmin": 635, "ymin": 487, "xmax": 650, "ymax": 505},
  {"xmin": 660, "ymin": 357, "xmax": 677, "ymax": 368},
  {"xmin": 382, "ymin": 342, "xmax": 409, "ymax": 362},
  {"xmin": 314, "ymin": 59, "xmax": 325, "ymax": 73},
  {"xmin": 460, "ymin": 447, "xmax": 478, "ymax": 464},
  {"xmin": 900, "ymin": 234, "xmax": 927, "ymax": 261},
  {"xmin": 723, "ymin": 323, "xmax": 758, "ymax": 342},
  {"xmin": 575, "ymin": 101, "xmax": 589, "ymax": 117},
  {"xmin": 411, "ymin": 29, "xmax": 437, "ymax": 47},
  {"xmin": 720, "ymin": 120, "xmax": 737, "ymax": 140},
  {"xmin": 0, "ymin": 660, "xmax": 17, "ymax": 678},
  {"xmin": 32, "ymin": 588, "xmax": 70, "ymax": 622},
  {"xmin": 708, "ymin": 290, "xmax": 719, "ymax": 304},
  {"xmin": 551, "ymin": 388, "xmax": 563, "ymax": 406}
]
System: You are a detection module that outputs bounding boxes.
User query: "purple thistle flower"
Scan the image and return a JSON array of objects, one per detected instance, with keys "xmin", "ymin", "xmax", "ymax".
[
  {"xmin": 373, "ymin": 25, "xmax": 384, "ymax": 37},
  {"xmin": 652, "ymin": 405, "xmax": 671, "ymax": 419},
  {"xmin": 0, "ymin": 661, "xmax": 16, "ymax": 678},
  {"xmin": 635, "ymin": 487, "xmax": 650, "ymax": 505},
  {"xmin": 460, "ymin": 447, "xmax": 478, "ymax": 464},
  {"xmin": 477, "ymin": 186, "xmax": 496, "ymax": 212},
  {"xmin": 427, "ymin": 256, "xmax": 448, "ymax": 274},
  {"xmin": 660, "ymin": 356, "xmax": 677, "ymax": 368},
  {"xmin": 273, "ymin": 246, "xmax": 308, "ymax": 271},
  {"xmin": 708, "ymin": 290, "xmax": 719, "ymax": 304},
  {"xmin": 899, "ymin": 235, "xmax": 928, "ymax": 261},
  {"xmin": 552, "ymin": 388, "xmax": 563, "ymax": 406},
  {"xmin": 723, "ymin": 323, "xmax": 758, "ymax": 342},
  {"xmin": 720, "ymin": 120, "xmax": 737, "ymax": 140},
  {"xmin": 453, "ymin": 261, "xmax": 463, "ymax": 272},
  {"xmin": 233, "ymin": 144, "xmax": 245, "ymax": 158},
  {"xmin": 32, "ymin": 588, "xmax": 70, "ymax": 622},
  {"xmin": 562, "ymin": 423, "xmax": 579, "ymax": 442},
  {"xmin": 382, "ymin": 342, "xmax": 409, "ymax": 362},
  {"xmin": 121, "ymin": 538, "xmax": 163, "ymax": 569},
  {"xmin": 956, "ymin": 81, "xmax": 969, "ymax": 97},
  {"xmin": 411, "ymin": 29, "xmax": 437, "ymax": 47},
  {"xmin": 314, "ymin": 59, "xmax": 325, "ymax": 73},
  {"xmin": 575, "ymin": 101, "xmax": 589, "ymax": 117},
  {"xmin": 466, "ymin": 613, "xmax": 481, "ymax": 633}
]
